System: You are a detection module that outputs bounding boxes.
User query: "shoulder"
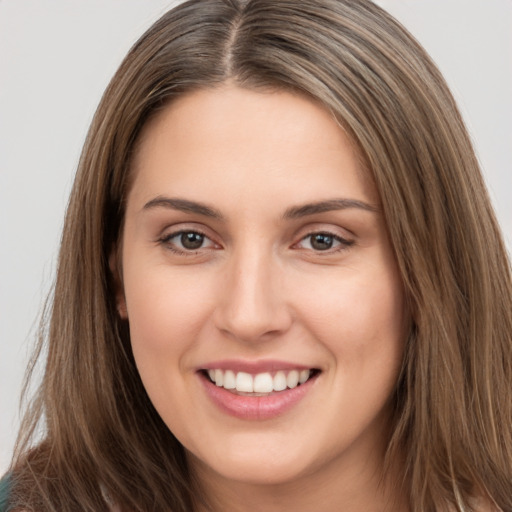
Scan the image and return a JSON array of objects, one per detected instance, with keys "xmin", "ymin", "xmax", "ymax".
[
  {"xmin": 0, "ymin": 474, "xmax": 30, "ymax": 512},
  {"xmin": 0, "ymin": 475, "xmax": 11, "ymax": 512}
]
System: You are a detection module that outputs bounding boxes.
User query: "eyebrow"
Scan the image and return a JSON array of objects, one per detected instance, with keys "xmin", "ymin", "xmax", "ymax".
[
  {"xmin": 283, "ymin": 198, "xmax": 378, "ymax": 218},
  {"xmin": 142, "ymin": 196, "xmax": 378, "ymax": 220},
  {"xmin": 143, "ymin": 196, "xmax": 223, "ymax": 219}
]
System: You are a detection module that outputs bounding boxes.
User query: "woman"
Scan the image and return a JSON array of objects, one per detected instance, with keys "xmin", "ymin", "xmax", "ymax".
[{"xmin": 3, "ymin": 0, "xmax": 512, "ymax": 510}]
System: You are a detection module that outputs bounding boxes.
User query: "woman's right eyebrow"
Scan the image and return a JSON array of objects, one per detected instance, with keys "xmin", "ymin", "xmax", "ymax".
[{"xmin": 142, "ymin": 196, "xmax": 224, "ymax": 219}]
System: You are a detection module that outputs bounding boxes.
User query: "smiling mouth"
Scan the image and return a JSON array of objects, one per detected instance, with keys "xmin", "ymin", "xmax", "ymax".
[{"xmin": 201, "ymin": 368, "xmax": 321, "ymax": 396}]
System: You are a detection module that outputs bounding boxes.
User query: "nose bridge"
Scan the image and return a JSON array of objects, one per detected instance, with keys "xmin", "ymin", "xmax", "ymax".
[{"xmin": 215, "ymin": 241, "xmax": 291, "ymax": 342}]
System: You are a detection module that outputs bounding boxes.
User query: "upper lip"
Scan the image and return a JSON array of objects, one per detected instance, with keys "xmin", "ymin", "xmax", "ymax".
[{"xmin": 198, "ymin": 359, "xmax": 318, "ymax": 374}]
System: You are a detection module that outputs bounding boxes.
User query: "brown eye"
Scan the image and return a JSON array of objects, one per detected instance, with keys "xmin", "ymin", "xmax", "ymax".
[
  {"xmin": 296, "ymin": 231, "xmax": 354, "ymax": 253},
  {"xmin": 180, "ymin": 232, "xmax": 205, "ymax": 250},
  {"xmin": 310, "ymin": 233, "xmax": 334, "ymax": 251},
  {"xmin": 161, "ymin": 230, "xmax": 217, "ymax": 254}
]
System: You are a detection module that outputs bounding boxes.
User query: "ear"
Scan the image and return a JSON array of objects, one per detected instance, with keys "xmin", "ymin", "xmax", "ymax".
[{"xmin": 109, "ymin": 249, "xmax": 128, "ymax": 320}]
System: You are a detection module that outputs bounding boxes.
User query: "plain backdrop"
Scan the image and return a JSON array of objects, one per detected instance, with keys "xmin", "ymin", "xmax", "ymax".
[{"xmin": 1, "ymin": 0, "xmax": 511, "ymax": 473}]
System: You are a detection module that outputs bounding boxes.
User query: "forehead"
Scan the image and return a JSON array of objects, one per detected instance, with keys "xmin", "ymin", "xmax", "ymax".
[{"xmin": 128, "ymin": 85, "xmax": 378, "ymax": 210}]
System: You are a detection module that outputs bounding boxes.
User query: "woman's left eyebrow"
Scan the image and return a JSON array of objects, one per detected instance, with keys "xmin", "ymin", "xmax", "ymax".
[{"xmin": 283, "ymin": 198, "xmax": 379, "ymax": 219}]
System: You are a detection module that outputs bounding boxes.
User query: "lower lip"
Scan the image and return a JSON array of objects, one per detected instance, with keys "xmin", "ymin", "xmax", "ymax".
[{"xmin": 199, "ymin": 372, "xmax": 318, "ymax": 420}]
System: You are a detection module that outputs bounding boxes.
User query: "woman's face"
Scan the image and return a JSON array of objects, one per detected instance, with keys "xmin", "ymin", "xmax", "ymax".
[{"xmin": 118, "ymin": 86, "xmax": 406, "ymax": 489}]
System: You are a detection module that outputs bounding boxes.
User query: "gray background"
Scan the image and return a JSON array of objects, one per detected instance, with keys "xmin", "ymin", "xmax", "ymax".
[{"xmin": 1, "ymin": 0, "xmax": 511, "ymax": 472}]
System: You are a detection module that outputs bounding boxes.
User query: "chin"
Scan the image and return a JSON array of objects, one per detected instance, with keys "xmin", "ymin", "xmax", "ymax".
[{"xmin": 189, "ymin": 441, "xmax": 318, "ymax": 487}]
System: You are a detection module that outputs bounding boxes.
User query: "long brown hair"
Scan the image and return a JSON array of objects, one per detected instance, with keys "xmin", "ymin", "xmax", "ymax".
[{"xmin": 9, "ymin": 1, "xmax": 512, "ymax": 510}]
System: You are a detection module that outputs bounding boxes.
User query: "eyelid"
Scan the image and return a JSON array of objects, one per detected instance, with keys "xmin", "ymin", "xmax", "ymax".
[
  {"xmin": 156, "ymin": 223, "xmax": 355, "ymax": 256},
  {"xmin": 158, "ymin": 225, "xmax": 221, "ymax": 255},
  {"xmin": 292, "ymin": 228, "xmax": 355, "ymax": 254},
  {"xmin": 163, "ymin": 230, "xmax": 215, "ymax": 245}
]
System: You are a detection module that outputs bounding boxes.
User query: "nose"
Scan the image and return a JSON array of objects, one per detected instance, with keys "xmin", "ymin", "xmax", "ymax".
[{"xmin": 213, "ymin": 247, "xmax": 293, "ymax": 343}]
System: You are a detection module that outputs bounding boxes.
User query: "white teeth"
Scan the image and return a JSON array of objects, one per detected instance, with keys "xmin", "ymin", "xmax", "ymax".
[
  {"xmin": 286, "ymin": 370, "xmax": 299, "ymax": 389},
  {"xmin": 214, "ymin": 369, "xmax": 224, "ymax": 387},
  {"xmin": 299, "ymin": 369, "xmax": 310, "ymax": 384},
  {"xmin": 254, "ymin": 373, "xmax": 273, "ymax": 393},
  {"xmin": 223, "ymin": 370, "xmax": 236, "ymax": 389},
  {"xmin": 273, "ymin": 371, "xmax": 287, "ymax": 391},
  {"xmin": 206, "ymin": 368, "xmax": 315, "ymax": 393},
  {"xmin": 236, "ymin": 372, "xmax": 254, "ymax": 392}
]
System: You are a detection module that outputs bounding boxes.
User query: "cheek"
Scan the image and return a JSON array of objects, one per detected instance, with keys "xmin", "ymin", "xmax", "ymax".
[
  {"xmin": 121, "ymin": 265, "xmax": 220, "ymax": 438},
  {"xmin": 297, "ymin": 264, "xmax": 405, "ymax": 369},
  {"xmin": 301, "ymin": 270, "xmax": 404, "ymax": 343},
  {"xmin": 122, "ymin": 264, "xmax": 215, "ymax": 374}
]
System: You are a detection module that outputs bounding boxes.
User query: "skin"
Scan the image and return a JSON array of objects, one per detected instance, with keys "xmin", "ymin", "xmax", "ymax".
[{"xmin": 117, "ymin": 85, "xmax": 409, "ymax": 511}]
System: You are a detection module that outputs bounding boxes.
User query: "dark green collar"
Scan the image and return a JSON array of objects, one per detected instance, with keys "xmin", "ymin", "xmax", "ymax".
[{"xmin": 0, "ymin": 475, "xmax": 11, "ymax": 512}]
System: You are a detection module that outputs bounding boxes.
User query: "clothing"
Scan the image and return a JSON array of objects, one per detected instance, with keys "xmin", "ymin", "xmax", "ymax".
[
  {"xmin": 0, "ymin": 476, "xmax": 122, "ymax": 511},
  {"xmin": 0, "ymin": 475, "xmax": 10, "ymax": 512}
]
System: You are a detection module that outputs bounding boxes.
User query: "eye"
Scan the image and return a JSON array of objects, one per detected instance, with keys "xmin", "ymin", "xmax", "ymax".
[
  {"xmin": 296, "ymin": 232, "xmax": 354, "ymax": 252},
  {"xmin": 160, "ymin": 230, "xmax": 217, "ymax": 253}
]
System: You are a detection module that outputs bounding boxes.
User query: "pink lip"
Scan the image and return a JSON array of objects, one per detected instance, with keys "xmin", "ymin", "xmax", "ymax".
[
  {"xmin": 199, "ymin": 359, "xmax": 313, "ymax": 374},
  {"xmin": 198, "ymin": 368, "xmax": 319, "ymax": 421}
]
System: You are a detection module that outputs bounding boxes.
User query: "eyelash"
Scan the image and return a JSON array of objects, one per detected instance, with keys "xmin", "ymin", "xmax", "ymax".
[
  {"xmin": 158, "ymin": 229, "xmax": 215, "ymax": 256},
  {"xmin": 295, "ymin": 231, "xmax": 355, "ymax": 253},
  {"xmin": 158, "ymin": 229, "xmax": 354, "ymax": 256}
]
